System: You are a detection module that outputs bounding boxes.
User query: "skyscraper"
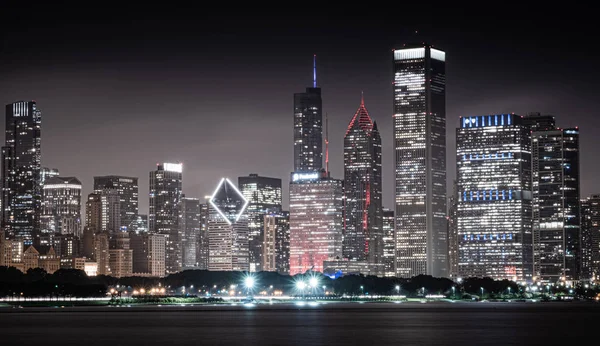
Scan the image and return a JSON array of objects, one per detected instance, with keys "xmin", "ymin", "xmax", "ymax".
[
  {"xmin": 94, "ymin": 176, "xmax": 139, "ymax": 232},
  {"xmin": 196, "ymin": 203, "xmax": 210, "ymax": 270},
  {"xmin": 532, "ymin": 128, "xmax": 580, "ymax": 282},
  {"xmin": 149, "ymin": 163, "xmax": 183, "ymax": 274},
  {"xmin": 130, "ymin": 232, "xmax": 166, "ymax": 277},
  {"xmin": 207, "ymin": 178, "xmax": 249, "ymax": 271},
  {"xmin": 381, "ymin": 208, "xmax": 395, "ymax": 277},
  {"xmin": 343, "ymin": 95, "xmax": 383, "ymax": 264},
  {"xmin": 263, "ymin": 211, "xmax": 290, "ymax": 274},
  {"xmin": 456, "ymin": 114, "xmax": 533, "ymax": 282},
  {"xmin": 447, "ymin": 181, "xmax": 459, "ymax": 279},
  {"xmin": 41, "ymin": 176, "xmax": 82, "ymax": 237},
  {"xmin": 581, "ymin": 195, "xmax": 600, "ymax": 280},
  {"xmin": 393, "ymin": 45, "xmax": 447, "ymax": 278},
  {"xmin": 2, "ymin": 101, "xmax": 42, "ymax": 244},
  {"xmin": 289, "ymin": 171, "xmax": 343, "ymax": 275},
  {"xmin": 293, "ymin": 56, "xmax": 323, "ymax": 172},
  {"xmin": 238, "ymin": 174, "xmax": 282, "ymax": 272},
  {"xmin": 180, "ymin": 196, "xmax": 200, "ymax": 269}
]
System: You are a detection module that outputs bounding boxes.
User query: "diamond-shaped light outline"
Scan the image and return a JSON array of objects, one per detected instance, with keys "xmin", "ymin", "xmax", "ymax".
[{"xmin": 209, "ymin": 178, "xmax": 249, "ymax": 225}]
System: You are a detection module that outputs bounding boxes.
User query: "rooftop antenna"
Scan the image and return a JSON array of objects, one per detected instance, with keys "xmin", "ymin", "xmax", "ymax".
[
  {"xmin": 325, "ymin": 112, "xmax": 329, "ymax": 175},
  {"xmin": 313, "ymin": 54, "xmax": 317, "ymax": 88}
]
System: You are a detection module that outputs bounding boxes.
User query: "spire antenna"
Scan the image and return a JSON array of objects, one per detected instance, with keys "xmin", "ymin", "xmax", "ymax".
[
  {"xmin": 361, "ymin": 91, "xmax": 364, "ymax": 106},
  {"xmin": 313, "ymin": 54, "xmax": 317, "ymax": 88},
  {"xmin": 325, "ymin": 112, "xmax": 329, "ymax": 175}
]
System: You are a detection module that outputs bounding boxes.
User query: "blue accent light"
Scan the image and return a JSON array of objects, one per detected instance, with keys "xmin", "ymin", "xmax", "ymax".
[
  {"xmin": 482, "ymin": 116, "xmax": 485, "ymax": 126},
  {"xmin": 463, "ymin": 191, "xmax": 467, "ymax": 201},
  {"xmin": 475, "ymin": 116, "xmax": 478, "ymax": 127},
  {"xmin": 508, "ymin": 233, "xmax": 513, "ymax": 240},
  {"xmin": 507, "ymin": 114, "xmax": 511, "ymax": 125},
  {"xmin": 495, "ymin": 115, "xmax": 498, "ymax": 126},
  {"xmin": 501, "ymin": 114, "xmax": 504, "ymax": 126},
  {"xmin": 502, "ymin": 190, "xmax": 506, "ymax": 200},
  {"xmin": 470, "ymin": 191, "xmax": 473, "ymax": 201},
  {"xmin": 509, "ymin": 190, "xmax": 513, "ymax": 199},
  {"xmin": 488, "ymin": 115, "xmax": 492, "ymax": 126}
]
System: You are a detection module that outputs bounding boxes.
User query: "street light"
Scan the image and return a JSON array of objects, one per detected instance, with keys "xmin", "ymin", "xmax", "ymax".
[
  {"xmin": 360, "ymin": 286, "xmax": 364, "ymax": 295},
  {"xmin": 309, "ymin": 277, "xmax": 319, "ymax": 289},
  {"xmin": 296, "ymin": 280, "xmax": 307, "ymax": 299},
  {"xmin": 480, "ymin": 287, "xmax": 484, "ymax": 298},
  {"xmin": 244, "ymin": 275, "xmax": 256, "ymax": 296},
  {"xmin": 452, "ymin": 286, "xmax": 456, "ymax": 299}
]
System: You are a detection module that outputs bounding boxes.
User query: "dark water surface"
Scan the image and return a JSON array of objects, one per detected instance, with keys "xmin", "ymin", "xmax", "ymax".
[{"xmin": 0, "ymin": 302, "xmax": 597, "ymax": 345}]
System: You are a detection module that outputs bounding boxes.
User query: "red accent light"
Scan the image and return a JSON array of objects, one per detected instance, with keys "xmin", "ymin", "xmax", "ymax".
[{"xmin": 345, "ymin": 95, "xmax": 374, "ymax": 137}]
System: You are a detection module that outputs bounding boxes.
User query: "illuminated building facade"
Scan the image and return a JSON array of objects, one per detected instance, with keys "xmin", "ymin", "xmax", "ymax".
[
  {"xmin": 456, "ymin": 114, "xmax": 533, "ymax": 282},
  {"xmin": 40, "ymin": 167, "xmax": 59, "ymax": 186},
  {"xmin": 196, "ymin": 203, "xmax": 209, "ymax": 270},
  {"xmin": 448, "ymin": 180, "xmax": 459, "ymax": 279},
  {"xmin": 238, "ymin": 174, "xmax": 282, "ymax": 272},
  {"xmin": 263, "ymin": 211, "xmax": 290, "ymax": 274},
  {"xmin": 94, "ymin": 176, "xmax": 139, "ymax": 232},
  {"xmin": 393, "ymin": 45, "xmax": 447, "ymax": 277},
  {"xmin": 207, "ymin": 178, "xmax": 249, "ymax": 271},
  {"xmin": 130, "ymin": 232, "xmax": 166, "ymax": 277},
  {"xmin": 2, "ymin": 101, "xmax": 42, "ymax": 244},
  {"xmin": 289, "ymin": 171, "xmax": 343, "ymax": 275},
  {"xmin": 149, "ymin": 163, "xmax": 183, "ymax": 274},
  {"xmin": 381, "ymin": 208, "xmax": 395, "ymax": 277},
  {"xmin": 41, "ymin": 176, "xmax": 82, "ymax": 237},
  {"xmin": 343, "ymin": 95, "xmax": 383, "ymax": 267},
  {"xmin": 180, "ymin": 196, "xmax": 200, "ymax": 269},
  {"xmin": 581, "ymin": 195, "xmax": 600, "ymax": 280},
  {"xmin": 532, "ymin": 128, "xmax": 580, "ymax": 282},
  {"xmin": 293, "ymin": 56, "xmax": 322, "ymax": 172}
]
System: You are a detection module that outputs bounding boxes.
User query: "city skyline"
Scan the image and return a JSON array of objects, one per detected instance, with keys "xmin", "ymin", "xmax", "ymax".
[{"xmin": 1, "ymin": 7, "xmax": 596, "ymax": 215}]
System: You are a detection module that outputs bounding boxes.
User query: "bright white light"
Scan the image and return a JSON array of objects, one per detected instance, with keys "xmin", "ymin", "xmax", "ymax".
[
  {"xmin": 309, "ymin": 277, "xmax": 318, "ymax": 288},
  {"xmin": 244, "ymin": 276, "xmax": 255, "ymax": 289},
  {"xmin": 295, "ymin": 301, "xmax": 306, "ymax": 307},
  {"xmin": 308, "ymin": 302, "xmax": 318, "ymax": 307},
  {"xmin": 292, "ymin": 172, "xmax": 319, "ymax": 181},
  {"xmin": 296, "ymin": 281, "xmax": 306, "ymax": 290},
  {"xmin": 163, "ymin": 163, "xmax": 182, "ymax": 173},
  {"xmin": 209, "ymin": 178, "xmax": 249, "ymax": 225}
]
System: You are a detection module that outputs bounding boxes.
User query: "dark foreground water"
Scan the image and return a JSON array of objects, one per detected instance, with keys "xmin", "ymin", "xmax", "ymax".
[{"xmin": 0, "ymin": 302, "xmax": 597, "ymax": 345}]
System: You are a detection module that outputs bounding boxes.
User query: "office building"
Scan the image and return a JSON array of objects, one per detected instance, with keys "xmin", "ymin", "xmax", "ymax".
[
  {"xmin": 180, "ymin": 196, "xmax": 200, "ymax": 268},
  {"xmin": 522, "ymin": 112, "xmax": 556, "ymax": 132},
  {"xmin": 263, "ymin": 211, "xmax": 290, "ymax": 274},
  {"xmin": 293, "ymin": 56, "xmax": 323, "ymax": 172},
  {"xmin": 133, "ymin": 214, "xmax": 148, "ymax": 233},
  {"xmin": 149, "ymin": 163, "xmax": 182, "ymax": 274},
  {"xmin": 53, "ymin": 233, "xmax": 79, "ymax": 259},
  {"xmin": 582, "ymin": 195, "xmax": 600, "ymax": 280},
  {"xmin": 1, "ymin": 101, "xmax": 42, "ymax": 244},
  {"xmin": 85, "ymin": 189, "xmax": 120, "ymax": 234},
  {"xmin": 393, "ymin": 45, "xmax": 447, "ymax": 277},
  {"xmin": 532, "ymin": 128, "xmax": 580, "ymax": 282},
  {"xmin": 130, "ymin": 232, "xmax": 166, "ymax": 277},
  {"xmin": 289, "ymin": 171, "xmax": 343, "ymax": 275},
  {"xmin": 343, "ymin": 95, "xmax": 383, "ymax": 264},
  {"xmin": 94, "ymin": 232, "xmax": 111, "ymax": 275},
  {"xmin": 382, "ymin": 208, "xmax": 395, "ymax": 277},
  {"xmin": 41, "ymin": 176, "xmax": 82, "ymax": 237},
  {"xmin": 456, "ymin": 114, "xmax": 533, "ymax": 282},
  {"xmin": 207, "ymin": 178, "xmax": 249, "ymax": 271},
  {"xmin": 94, "ymin": 176, "xmax": 138, "ymax": 232},
  {"xmin": 239, "ymin": 174, "xmax": 282, "ymax": 272}
]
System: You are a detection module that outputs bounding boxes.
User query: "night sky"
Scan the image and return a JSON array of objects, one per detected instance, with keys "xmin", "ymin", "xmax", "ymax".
[{"xmin": 1, "ymin": 4, "xmax": 599, "ymax": 214}]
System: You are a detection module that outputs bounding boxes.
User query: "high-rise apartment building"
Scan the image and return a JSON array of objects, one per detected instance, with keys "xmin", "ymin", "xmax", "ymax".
[
  {"xmin": 293, "ymin": 56, "xmax": 323, "ymax": 172},
  {"xmin": 456, "ymin": 114, "xmax": 533, "ymax": 282},
  {"xmin": 1, "ymin": 101, "xmax": 42, "ymax": 244},
  {"xmin": 108, "ymin": 233, "xmax": 133, "ymax": 278},
  {"xmin": 263, "ymin": 211, "xmax": 290, "ymax": 274},
  {"xmin": 238, "ymin": 174, "xmax": 282, "ymax": 272},
  {"xmin": 382, "ymin": 208, "xmax": 395, "ymax": 277},
  {"xmin": 581, "ymin": 195, "xmax": 600, "ymax": 280},
  {"xmin": 149, "ymin": 163, "xmax": 182, "ymax": 274},
  {"xmin": 532, "ymin": 128, "xmax": 580, "ymax": 282},
  {"xmin": 207, "ymin": 178, "xmax": 249, "ymax": 271},
  {"xmin": 393, "ymin": 45, "xmax": 447, "ymax": 277},
  {"xmin": 41, "ymin": 176, "xmax": 82, "ymax": 237},
  {"xmin": 86, "ymin": 189, "xmax": 120, "ymax": 234},
  {"xmin": 180, "ymin": 196, "xmax": 200, "ymax": 269},
  {"xmin": 289, "ymin": 171, "xmax": 343, "ymax": 275},
  {"xmin": 94, "ymin": 176, "xmax": 139, "ymax": 232},
  {"xmin": 343, "ymin": 95, "xmax": 383, "ymax": 264},
  {"xmin": 94, "ymin": 232, "xmax": 111, "ymax": 275}
]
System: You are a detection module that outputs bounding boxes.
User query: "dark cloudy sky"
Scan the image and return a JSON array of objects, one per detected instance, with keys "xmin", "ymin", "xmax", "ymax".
[{"xmin": 1, "ymin": 4, "xmax": 599, "ymax": 214}]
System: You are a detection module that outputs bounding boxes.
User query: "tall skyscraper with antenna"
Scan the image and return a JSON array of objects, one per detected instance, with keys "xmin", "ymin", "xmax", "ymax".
[{"xmin": 293, "ymin": 55, "xmax": 323, "ymax": 172}]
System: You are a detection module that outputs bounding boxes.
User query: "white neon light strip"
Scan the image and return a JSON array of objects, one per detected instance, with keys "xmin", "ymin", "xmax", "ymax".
[{"xmin": 208, "ymin": 178, "xmax": 249, "ymax": 225}]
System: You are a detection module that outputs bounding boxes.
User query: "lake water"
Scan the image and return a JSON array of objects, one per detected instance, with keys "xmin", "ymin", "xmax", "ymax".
[{"xmin": 0, "ymin": 302, "xmax": 596, "ymax": 345}]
